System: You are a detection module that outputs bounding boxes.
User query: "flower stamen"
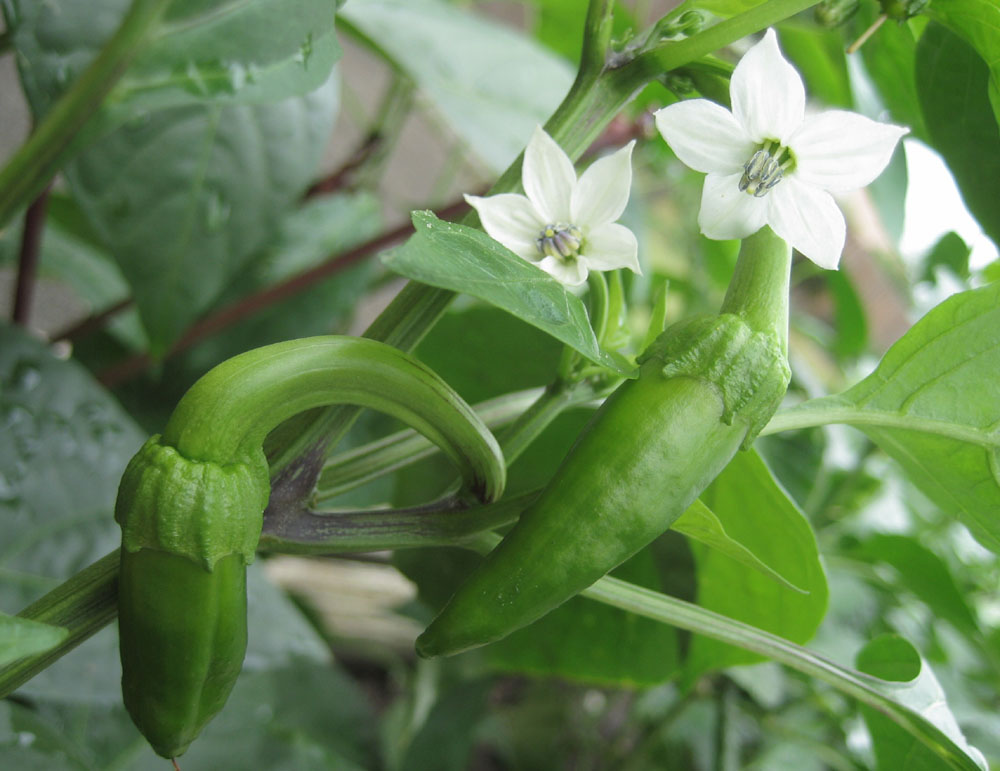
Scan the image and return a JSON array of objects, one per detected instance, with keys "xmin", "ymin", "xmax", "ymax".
[
  {"xmin": 537, "ymin": 223, "xmax": 583, "ymax": 261},
  {"xmin": 739, "ymin": 148, "xmax": 784, "ymax": 198}
]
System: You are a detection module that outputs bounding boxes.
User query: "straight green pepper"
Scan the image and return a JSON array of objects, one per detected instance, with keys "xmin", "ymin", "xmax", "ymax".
[{"xmin": 416, "ymin": 227, "xmax": 792, "ymax": 658}]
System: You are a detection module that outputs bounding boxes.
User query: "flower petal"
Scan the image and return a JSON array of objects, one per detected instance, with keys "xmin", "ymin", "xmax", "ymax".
[
  {"xmin": 698, "ymin": 172, "xmax": 769, "ymax": 240},
  {"xmin": 571, "ymin": 141, "xmax": 635, "ymax": 226},
  {"xmin": 731, "ymin": 29, "xmax": 805, "ymax": 144},
  {"xmin": 465, "ymin": 193, "xmax": 544, "ymax": 261},
  {"xmin": 538, "ymin": 255, "xmax": 589, "ymax": 286},
  {"xmin": 654, "ymin": 100, "xmax": 754, "ymax": 174},
  {"xmin": 790, "ymin": 110, "xmax": 909, "ymax": 192},
  {"xmin": 767, "ymin": 178, "xmax": 845, "ymax": 269},
  {"xmin": 582, "ymin": 223, "xmax": 641, "ymax": 273},
  {"xmin": 522, "ymin": 125, "xmax": 575, "ymax": 223}
]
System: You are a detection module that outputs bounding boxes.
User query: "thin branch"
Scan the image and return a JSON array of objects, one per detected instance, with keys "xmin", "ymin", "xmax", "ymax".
[
  {"xmin": 0, "ymin": 0, "xmax": 172, "ymax": 229},
  {"xmin": 305, "ymin": 132, "xmax": 385, "ymax": 198},
  {"xmin": 11, "ymin": 182, "xmax": 53, "ymax": 326},
  {"xmin": 52, "ymin": 297, "xmax": 134, "ymax": 343},
  {"xmin": 95, "ymin": 197, "xmax": 472, "ymax": 388}
]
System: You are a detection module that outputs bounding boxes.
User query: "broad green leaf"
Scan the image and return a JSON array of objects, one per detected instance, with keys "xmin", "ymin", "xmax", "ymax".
[
  {"xmin": 851, "ymin": 535, "xmax": 981, "ymax": 641},
  {"xmin": 175, "ymin": 192, "xmax": 383, "ymax": 376},
  {"xmin": 413, "ymin": 306, "xmax": 563, "ymax": 406},
  {"xmin": 682, "ymin": 450, "xmax": 828, "ymax": 681},
  {"xmin": 384, "ymin": 212, "xmax": 635, "ymax": 377},
  {"xmin": 339, "ymin": 0, "xmax": 574, "ymax": 173},
  {"xmin": 6, "ymin": 0, "xmax": 340, "ymax": 120},
  {"xmin": 778, "ymin": 23, "xmax": 852, "ymax": 108},
  {"xmin": 916, "ymin": 23, "xmax": 1000, "ymax": 248},
  {"xmin": 0, "ymin": 614, "xmax": 68, "ymax": 668},
  {"xmin": 63, "ymin": 75, "xmax": 339, "ymax": 354},
  {"xmin": 855, "ymin": 3, "xmax": 929, "ymax": 141},
  {"xmin": 0, "ymin": 325, "xmax": 328, "ymax": 705},
  {"xmin": 856, "ymin": 635, "xmax": 987, "ymax": 771},
  {"xmin": 0, "ymin": 661, "xmax": 376, "ymax": 771},
  {"xmin": 770, "ymin": 283, "xmax": 1000, "ymax": 553},
  {"xmin": 927, "ymin": 0, "xmax": 1000, "ymax": 124}
]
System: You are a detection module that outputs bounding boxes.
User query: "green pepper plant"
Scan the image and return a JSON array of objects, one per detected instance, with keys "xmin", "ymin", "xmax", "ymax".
[{"xmin": 1, "ymin": 0, "xmax": 999, "ymax": 768}]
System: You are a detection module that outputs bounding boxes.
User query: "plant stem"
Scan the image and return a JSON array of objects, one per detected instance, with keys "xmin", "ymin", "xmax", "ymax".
[
  {"xmin": 720, "ymin": 226, "xmax": 791, "ymax": 352},
  {"xmin": 0, "ymin": 0, "xmax": 172, "ymax": 230},
  {"xmin": 258, "ymin": 492, "xmax": 538, "ymax": 555},
  {"xmin": 0, "ymin": 551, "xmax": 119, "ymax": 698},
  {"xmin": 616, "ymin": 0, "xmax": 820, "ymax": 88},
  {"xmin": 582, "ymin": 576, "xmax": 980, "ymax": 771},
  {"xmin": 316, "ymin": 388, "xmax": 546, "ymax": 503},
  {"xmin": 496, "ymin": 382, "xmax": 585, "ymax": 466},
  {"xmin": 11, "ymin": 183, "xmax": 52, "ymax": 326}
]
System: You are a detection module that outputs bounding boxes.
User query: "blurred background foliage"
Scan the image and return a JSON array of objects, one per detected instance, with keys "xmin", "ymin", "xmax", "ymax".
[{"xmin": 1, "ymin": 0, "xmax": 999, "ymax": 768}]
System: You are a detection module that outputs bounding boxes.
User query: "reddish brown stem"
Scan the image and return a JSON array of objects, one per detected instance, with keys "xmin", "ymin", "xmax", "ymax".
[
  {"xmin": 11, "ymin": 183, "xmax": 53, "ymax": 326},
  {"xmin": 305, "ymin": 132, "xmax": 383, "ymax": 198},
  {"xmin": 52, "ymin": 297, "xmax": 134, "ymax": 343},
  {"xmin": 96, "ymin": 197, "xmax": 471, "ymax": 388}
]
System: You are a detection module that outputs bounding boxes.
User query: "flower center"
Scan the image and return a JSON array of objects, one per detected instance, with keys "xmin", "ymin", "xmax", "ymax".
[
  {"xmin": 536, "ymin": 223, "xmax": 583, "ymax": 261},
  {"xmin": 739, "ymin": 141, "xmax": 794, "ymax": 198}
]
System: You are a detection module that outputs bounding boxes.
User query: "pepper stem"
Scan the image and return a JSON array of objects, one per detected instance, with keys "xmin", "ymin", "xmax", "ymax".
[{"xmin": 719, "ymin": 226, "xmax": 791, "ymax": 356}]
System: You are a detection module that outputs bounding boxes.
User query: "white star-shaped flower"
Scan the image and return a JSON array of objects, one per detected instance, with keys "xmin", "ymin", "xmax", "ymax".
[
  {"xmin": 465, "ymin": 126, "xmax": 641, "ymax": 287},
  {"xmin": 654, "ymin": 28, "xmax": 908, "ymax": 269}
]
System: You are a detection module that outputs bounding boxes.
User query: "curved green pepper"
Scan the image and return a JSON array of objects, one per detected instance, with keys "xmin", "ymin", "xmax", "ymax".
[
  {"xmin": 416, "ymin": 228, "xmax": 792, "ymax": 658},
  {"xmin": 115, "ymin": 336, "xmax": 506, "ymax": 758}
]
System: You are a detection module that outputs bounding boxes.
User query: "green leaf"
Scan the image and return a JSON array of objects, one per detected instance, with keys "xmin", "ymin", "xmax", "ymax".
[
  {"xmin": 769, "ymin": 283, "xmax": 1000, "ymax": 553},
  {"xmin": 827, "ymin": 269, "xmax": 869, "ymax": 358},
  {"xmin": 63, "ymin": 76, "xmax": 339, "ymax": 354},
  {"xmin": 682, "ymin": 450, "xmax": 829, "ymax": 681},
  {"xmin": 414, "ymin": 306, "xmax": 563, "ymax": 406},
  {"xmin": 922, "ymin": 231, "xmax": 972, "ymax": 282},
  {"xmin": 851, "ymin": 535, "xmax": 981, "ymax": 641},
  {"xmin": 778, "ymin": 23, "xmax": 852, "ymax": 108},
  {"xmin": 856, "ymin": 635, "xmax": 987, "ymax": 771},
  {"xmin": 339, "ymin": 0, "xmax": 574, "ymax": 173},
  {"xmin": 855, "ymin": 3, "xmax": 929, "ymax": 141},
  {"xmin": 916, "ymin": 22, "xmax": 1000, "ymax": 248},
  {"xmin": 174, "ymin": 192, "xmax": 383, "ymax": 376},
  {"xmin": 384, "ymin": 212, "xmax": 635, "ymax": 377},
  {"xmin": 0, "ymin": 614, "xmax": 68, "ymax": 668},
  {"xmin": 927, "ymin": 0, "xmax": 1000, "ymax": 125},
  {"xmin": 673, "ymin": 500, "xmax": 808, "ymax": 594},
  {"xmin": 7, "ymin": 0, "xmax": 340, "ymax": 119}
]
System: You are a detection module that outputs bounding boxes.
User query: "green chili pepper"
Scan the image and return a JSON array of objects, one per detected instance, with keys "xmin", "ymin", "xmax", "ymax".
[
  {"xmin": 416, "ymin": 228, "xmax": 792, "ymax": 658},
  {"xmin": 115, "ymin": 336, "xmax": 506, "ymax": 758}
]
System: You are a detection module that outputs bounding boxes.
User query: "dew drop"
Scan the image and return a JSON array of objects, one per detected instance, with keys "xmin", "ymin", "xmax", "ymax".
[{"xmin": 8, "ymin": 360, "xmax": 41, "ymax": 392}]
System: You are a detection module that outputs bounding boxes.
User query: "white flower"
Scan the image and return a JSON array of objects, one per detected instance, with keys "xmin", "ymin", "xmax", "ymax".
[
  {"xmin": 465, "ymin": 126, "xmax": 641, "ymax": 287},
  {"xmin": 654, "ymin": 29, "xmax": 908, "ymax": 270}
]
